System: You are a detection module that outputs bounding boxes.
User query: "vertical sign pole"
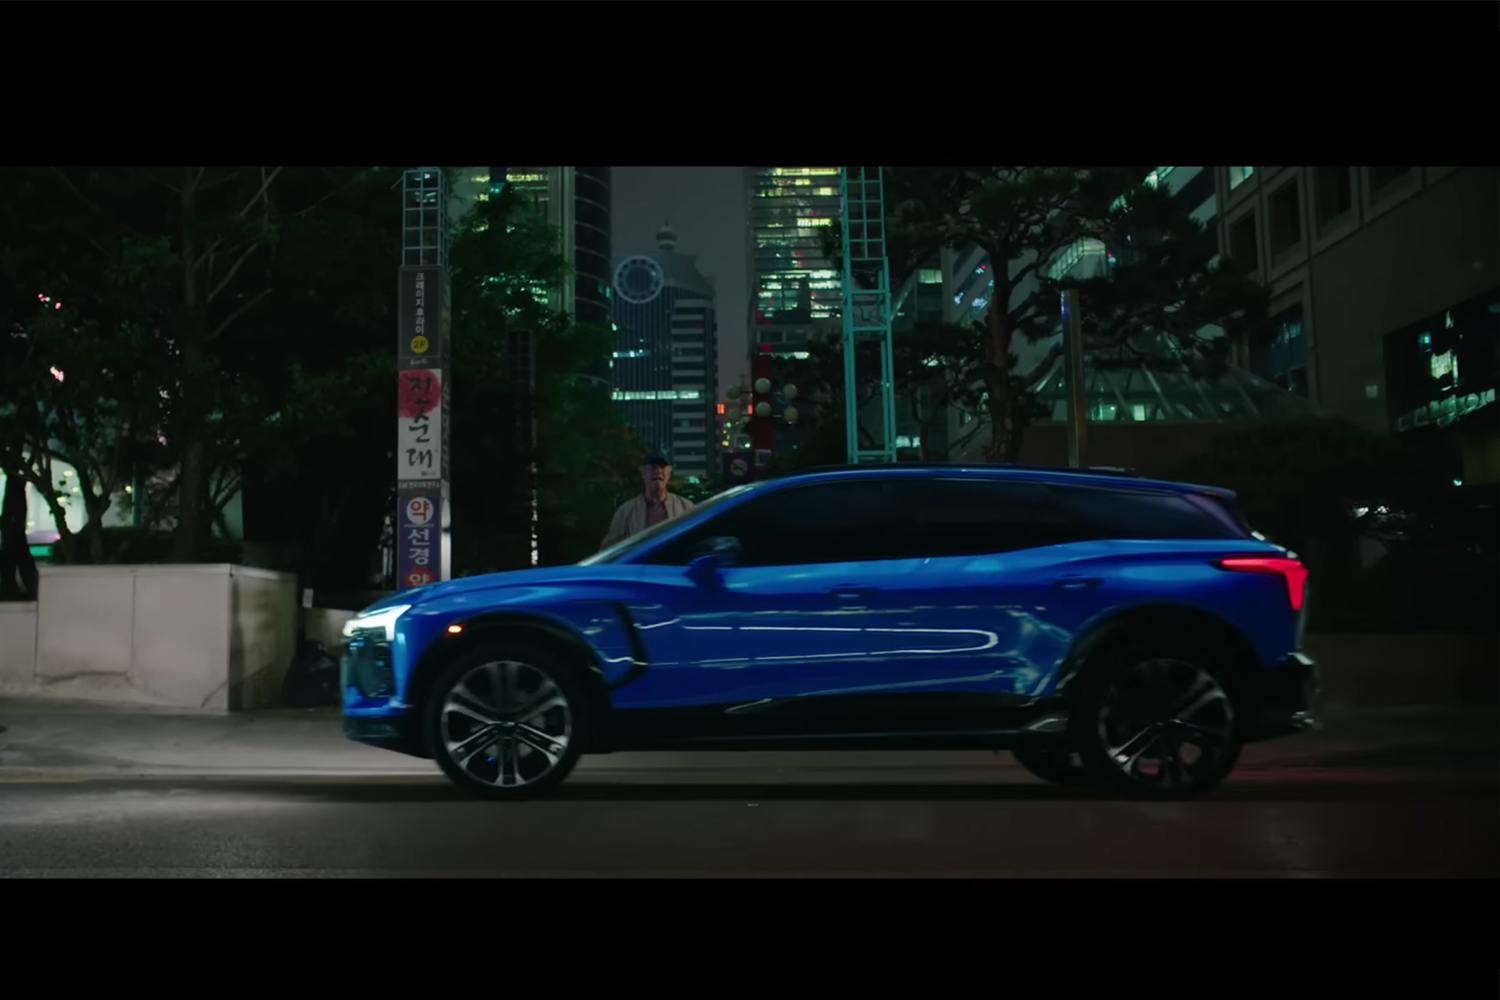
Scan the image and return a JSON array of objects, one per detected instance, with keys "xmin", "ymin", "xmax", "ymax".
[
  {"xmin": 1063, "ymin": 288, "xmax": 1088, "ymax": 468},
  {"xmin": 396, "ymin": 168, "xmax": 451, "ymax": 590}
]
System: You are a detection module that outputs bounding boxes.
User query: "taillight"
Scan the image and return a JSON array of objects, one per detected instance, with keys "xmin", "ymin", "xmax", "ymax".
[{"xmin": 1215, "ymin": 557, "xmax": 1308, "ymax": 611}]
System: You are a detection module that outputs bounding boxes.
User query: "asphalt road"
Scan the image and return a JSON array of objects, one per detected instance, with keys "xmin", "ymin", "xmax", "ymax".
[{"xmin": 2, "ymin": 750, "xmax": 1495, "ymax": 877}]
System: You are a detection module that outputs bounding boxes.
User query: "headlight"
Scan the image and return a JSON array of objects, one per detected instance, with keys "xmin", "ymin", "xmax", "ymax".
[{"xmin": 342, "ymin": 604, "xmax": 412, "ymax": 640}]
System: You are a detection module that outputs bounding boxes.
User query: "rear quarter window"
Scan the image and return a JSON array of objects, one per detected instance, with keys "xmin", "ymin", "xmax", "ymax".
[{"xmin": 1049, "ymin": 486, "xmax": 1248, "ymax": 540}]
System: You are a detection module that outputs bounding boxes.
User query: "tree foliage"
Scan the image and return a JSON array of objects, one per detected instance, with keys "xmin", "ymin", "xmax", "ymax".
[
  {"xmin": 1, "ymin": 166, "xmax": 641, "ymax": 591},
  {"xmin": 822, "ymin": 167, "xmax": 1268, "ymax": 462},
  {"xmin": 447, "ymin": 183, "xmax": 640, "ymax": 569}
]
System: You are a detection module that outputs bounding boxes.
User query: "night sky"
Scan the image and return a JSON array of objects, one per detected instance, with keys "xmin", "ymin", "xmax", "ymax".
[{"xmin": 612, "ymin": 167, "xmax": 748, "ymax": 395}]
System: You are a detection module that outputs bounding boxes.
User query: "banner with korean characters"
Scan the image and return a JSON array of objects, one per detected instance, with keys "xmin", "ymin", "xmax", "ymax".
[
  {"xmin": 397, "ymin": 368, "xmax": 443, "ymax": 488},
  {"xmin": 398, "ymin": 267, "xmax": 446, "ymax": 368},
  {"xmin": 395, "ymin": 492, "xmax": 441, "ymax": 590},
  {"xmin": 398, "ymin": 263, "xmax": 450, "ymax": 584}
]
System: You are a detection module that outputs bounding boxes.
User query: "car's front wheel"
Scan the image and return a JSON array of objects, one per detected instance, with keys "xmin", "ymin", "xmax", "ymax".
[
  {"xmin": 1073, "ymin": 646, "xmax": 1243, "ymax": 801},
  {"xmin": 425, "ymin": 642, "xmax": 589, "ymax": 801}
]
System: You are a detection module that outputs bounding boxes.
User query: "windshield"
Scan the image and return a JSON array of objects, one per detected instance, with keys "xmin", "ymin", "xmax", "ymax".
[{"xmin": 579, "ymin": 483, "xmax": 759, "ymax": 565}]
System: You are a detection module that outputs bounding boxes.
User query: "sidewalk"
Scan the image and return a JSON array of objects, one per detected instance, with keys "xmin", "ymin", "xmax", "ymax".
[{"xmin": 0, "ymin": 696, "xmax": 1493, "ymax": 779}]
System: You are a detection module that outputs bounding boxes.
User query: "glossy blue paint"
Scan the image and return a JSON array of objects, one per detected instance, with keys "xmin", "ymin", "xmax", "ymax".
[{"xmin": 343, "ymin": 466, "xmax": 1306, "ymax": 745}]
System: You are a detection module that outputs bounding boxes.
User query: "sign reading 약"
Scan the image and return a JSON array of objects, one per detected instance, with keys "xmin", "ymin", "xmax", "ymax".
[{"xmin": 396, "ymin": 493, "xmax": 438, "ymax": 589}]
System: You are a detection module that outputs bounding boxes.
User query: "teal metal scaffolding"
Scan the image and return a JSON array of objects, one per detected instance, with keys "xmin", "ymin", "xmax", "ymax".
[{"xmin": 840, "ymin": 167, "xmax": 897, "ymax": 464}]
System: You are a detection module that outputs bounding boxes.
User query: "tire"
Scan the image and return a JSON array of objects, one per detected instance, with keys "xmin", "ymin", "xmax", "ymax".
[
  {"xmin": 424, "ymin": 641, "xmax": 590, "ymax": 801},
  {"xmin": 1012, "ymin": 745, "xmax": 1093, "ymax": 786},
  {"xmin": 1072, "ymin": 643, "xmax": 1243, "ymax": 801}
]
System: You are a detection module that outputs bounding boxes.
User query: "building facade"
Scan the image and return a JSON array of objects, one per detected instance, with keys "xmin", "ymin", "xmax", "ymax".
[
  {"xmin": 746, "ymin": 167, "xmax": 843, "ymax": 354},
  {"xmin": 1211, "ymin": 166, "xmax": 1499, "ymax": 482},
  {"xmin": 611, "ymin": 226, "xmax": 719, "ymax": 481},
  {"xmin": 452, "ymin": 166, "xmax": 614, "ymax": 386}
]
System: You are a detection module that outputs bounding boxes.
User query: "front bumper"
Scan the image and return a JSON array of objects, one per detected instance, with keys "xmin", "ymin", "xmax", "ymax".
[
  {"xmin": 1246, "ymin": 651, "xmax": 1322, "ymax": 742},
  {"xmin": 344, "ymin": 713, "xmax": 430, "ymax": 759}
]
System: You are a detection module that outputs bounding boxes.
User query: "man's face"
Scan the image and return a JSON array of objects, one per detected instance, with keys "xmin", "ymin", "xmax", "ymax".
[{"xmin": 642, "ymin": 462, "xmax": 670, "ymax": 491}]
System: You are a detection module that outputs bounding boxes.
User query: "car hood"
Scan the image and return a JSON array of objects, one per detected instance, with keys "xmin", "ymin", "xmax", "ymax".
[{"xmin": 371, "ymin": 565, "xmax": 635, "ymax": 612}]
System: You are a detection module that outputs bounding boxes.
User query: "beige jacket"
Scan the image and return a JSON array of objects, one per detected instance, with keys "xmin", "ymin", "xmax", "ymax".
[{"xmin": 600, "ymin": 492, "xmax": 697, "ymax": 551}]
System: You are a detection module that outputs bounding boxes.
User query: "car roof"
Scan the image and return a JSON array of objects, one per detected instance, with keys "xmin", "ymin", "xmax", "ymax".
[{"xmin": 775, "ymin": 463, "xmax": 1235, "ymax": 499}]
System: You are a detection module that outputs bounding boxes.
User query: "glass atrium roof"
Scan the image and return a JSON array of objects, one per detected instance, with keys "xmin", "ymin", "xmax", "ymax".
[{"xmin": 1030, "ymin": 335, "xmax": 1316, "ymax": 424}]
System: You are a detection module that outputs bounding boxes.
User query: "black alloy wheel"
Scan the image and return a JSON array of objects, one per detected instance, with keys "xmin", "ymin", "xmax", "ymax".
[
  {"xmin": 424, "ymin": 642, "xmax": 590, "ymax": 801},
  {"xmin": 1073, "ymin": 648, "xmax": 1243, "ymax": 801}
]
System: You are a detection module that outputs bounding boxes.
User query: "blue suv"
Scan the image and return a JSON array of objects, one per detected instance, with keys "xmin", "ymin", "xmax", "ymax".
[{"xmin": 343, "ymin": 465, "xmax": 1320, "ymax": 800}]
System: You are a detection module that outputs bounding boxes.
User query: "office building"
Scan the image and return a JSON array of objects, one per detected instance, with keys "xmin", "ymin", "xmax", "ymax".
[
  {"xmin": 746, "ymin": 167, "xmax": 843, "ymax": 354},
  {"xmin": 611, "ymin": 225, "xmax": 719, "ymax": 481},
  {"xmin": 451, "ymin": 167, "xmax": 613, "ymax": 385},
  {"xmin": 1210, "ymin": 166, "xmax": 1497, "ymax": 482}
]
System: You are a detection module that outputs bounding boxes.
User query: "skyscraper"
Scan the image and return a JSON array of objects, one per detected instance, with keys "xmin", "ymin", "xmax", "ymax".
[
  {"xmin": 452, "ymin": 166, "xmax": 613, "ymax": 368},
  {"xmin": 746, "ymin": 167, "xmax": 843, "ymax": 355},
  {"xmin": 611, "ymin": 225, "xmax": 718, "ymax": 481}
]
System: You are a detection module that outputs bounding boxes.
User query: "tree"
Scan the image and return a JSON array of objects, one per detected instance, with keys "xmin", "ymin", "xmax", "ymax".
[
  {"xmin": 799, "ymin": 317, "xmax": 994, "ymax": 461},
  {"xmin": 0, "ymin": 173, "xmax": 177, "ymax": 571},
  {"xmin": 826, "ymin": 167, "xmax": 1267, "ymax": 463},
  {"xmin": 447, "ymin": 181, "xmax": 641, "ymax": 569},
  {"xmin": 16, "ymin": 168, "xmax": 294, "ymax": 563},
  {"xmin": 234, "ymin": 167, "xmax": 408, "ymax": 592}
]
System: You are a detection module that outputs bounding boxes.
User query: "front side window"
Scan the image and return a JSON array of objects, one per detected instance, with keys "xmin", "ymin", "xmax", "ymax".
[
  {"xmin": 580, "ymin": 485, "xmax": 755, "ymax": 565},
  {"xmin": 645, "ymin": 480, "xmax": 912, "ymax": 567}
]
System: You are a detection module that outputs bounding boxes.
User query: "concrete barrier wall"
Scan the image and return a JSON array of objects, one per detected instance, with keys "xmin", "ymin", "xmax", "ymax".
[
  {"xmin": 0, "ymin": 602, "xmax": 38, "ymax": 693},
  {"xmin": 305, "ymin": 607, "xmax": 355, "ymax": 658},
  {"xmin": 18, "ymin": 565, "xmax": 297, "ymax": 712},
  {"xmin": 231, "ymin": 570, "xmax": 298, "ymax": 711}
]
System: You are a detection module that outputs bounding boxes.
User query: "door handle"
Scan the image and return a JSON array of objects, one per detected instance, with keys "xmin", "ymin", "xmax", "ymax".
[
  {"xmin": 1054, "ymin": 577, "xmax": 1103, "ymax": 591},
  {"xmin": 829, "ymin": 587, "xmax": 877, "ymax": 601}
]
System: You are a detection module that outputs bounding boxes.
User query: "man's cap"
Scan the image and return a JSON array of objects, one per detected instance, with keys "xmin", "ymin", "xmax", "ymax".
[{"xmin": 642, "ymin": 451, "xmax": 671, "ymax": 466}]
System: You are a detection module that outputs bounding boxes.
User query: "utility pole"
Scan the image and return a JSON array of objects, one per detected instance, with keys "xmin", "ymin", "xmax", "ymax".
[
  {"xmin": 1063, "ymin": 288, "xmax": 1088, "ymax": 468},
  {"xmin": 395, "ymin": 168, "xmax": 451, "ymax": 588}
]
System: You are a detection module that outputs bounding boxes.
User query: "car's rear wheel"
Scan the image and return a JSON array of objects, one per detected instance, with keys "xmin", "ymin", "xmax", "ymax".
[
  {"xmin": 1012, "ymin": 745, "xmax": 1092, "ymax": 786},
  {"xmin": 425, "ymin": 642, "xmax": 589, "ymax": 801},
  {"xmin": 1073, "ymin": 647, "xmax": 1242, "ymax": 800}
]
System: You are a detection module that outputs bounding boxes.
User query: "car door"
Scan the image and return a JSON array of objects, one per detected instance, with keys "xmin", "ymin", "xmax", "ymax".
[
  {"xmin": 879, "ymin": 477, "xmax": 1110, "ymax": 728},
  {"xmin": 614, "ymin": 478, "xmax": 941, "ymax": 737}
]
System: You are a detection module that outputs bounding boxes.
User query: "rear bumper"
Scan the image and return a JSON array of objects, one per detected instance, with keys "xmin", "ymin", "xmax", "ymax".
[
  {"xmin": 1245, "ymin": 651, "xmax": 1322, "ymax": 742},
  {"xmin": 344, "ymin": 712, "xmax": 430, "ymax": 759}
]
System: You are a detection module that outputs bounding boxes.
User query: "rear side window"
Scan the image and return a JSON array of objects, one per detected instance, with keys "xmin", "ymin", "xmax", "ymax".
[
  {"xmin": 898, "ymin": 479, "xmax": 1091, "ymax": 557},
  {"xmin": 1049, "ymin": 485, "xmax": 1248, "ymax": 540}
]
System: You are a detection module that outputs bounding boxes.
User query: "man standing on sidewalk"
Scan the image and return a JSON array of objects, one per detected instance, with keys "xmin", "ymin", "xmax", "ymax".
[{"xmin": 599, "ymin": 452, "xmax": 696, "ymax": 551}]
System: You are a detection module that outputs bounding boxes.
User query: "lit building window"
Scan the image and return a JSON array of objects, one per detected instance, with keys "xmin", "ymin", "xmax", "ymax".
[
  {"xmin": 612, "ymin": 390, "xmax": 703, "ymax": 401},
  {"xmin": 1228, "ymin": 166, "xmax": 1254, "ymax": 189},
  {"xmin": 918, "ymin": 269, "xmax": 943, "ymax": 284}
]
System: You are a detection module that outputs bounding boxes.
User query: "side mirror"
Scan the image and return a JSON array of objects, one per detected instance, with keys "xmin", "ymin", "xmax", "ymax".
[{"xmin": 687, "ymin": 536, "xmax": 741, "ymax": 585}]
